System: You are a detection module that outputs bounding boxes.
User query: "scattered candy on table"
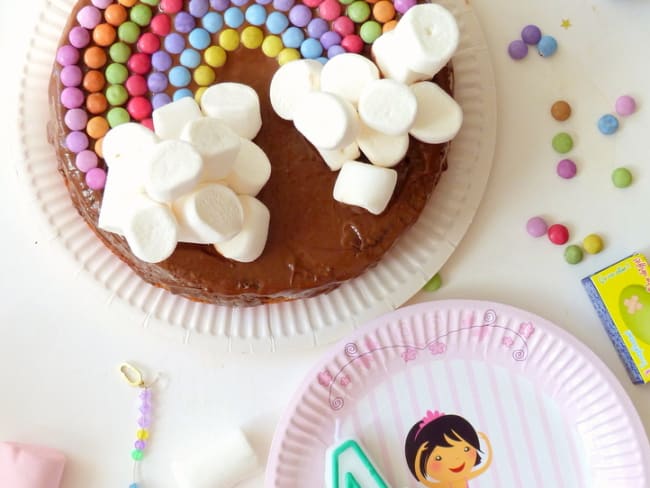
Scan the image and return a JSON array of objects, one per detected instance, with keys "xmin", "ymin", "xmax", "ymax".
[
  {"xmin": 547, "ymin": 223, "xmax": 569, "ymax": 245},
  {"xmin": 564, "ymin": 244, "xmax": 583, "ymax": 265},
  {"xmin": 615, "ymin": 95, "xmax": 636, "ymax": 116},
  {"xmin": 552, "ymin": 132, "xmax": 573, "ymax": 153},
  {"xmin": 611, "ymin": 167, "xmax": 633, "ymax": 188},
  {"xmin": 582, "ymin": 234, "xmax": 604, "ymax": 254},
  {"xmin": 507, "ymin": 40, "xmax": 528, "ymax": 60},
  {"xmin": 597, "ymin": 114, "xmax": 619, "ymax": 135},
  {"xmin": 551, "ymin": 100, "xmax": 571, "ymax": 121},
  {"xmin": 521, "ymin": 24, "xmax": 541, "ymax": 45},
  {"xmin": 422, "ymin": 273, "xmax": 442, "ymax": 292},
  {"xmin": 526, "ymin": 216, "xmax": 548, "ymax": 238},
  {"xmin": 508, "ymin": 24, "xmax": 557, "ymax": 60},
  {"xmin": 556, "ymin": 158, "xmax": 577, "ymax": 179},
  {"xmin": 537, "ymin": 35, "xmax": 557, "ymax": 57}
]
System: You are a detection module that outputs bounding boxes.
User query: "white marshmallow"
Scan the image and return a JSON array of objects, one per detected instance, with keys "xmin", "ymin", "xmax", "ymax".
[
  {"xmin": 123, "ymin": 195, "xmax": 178, "ymax": 263},
  {"xmin": 358, "ymin": 78, "xmax": 418, "ymax": 136},
  {"xmin": 371, "ymin": 30, "xmax": 431, "ymax": 85},
  {"xmin": 200, "ymin": 83, "xmax": 262, "ymax": 140},
  {"xmin": 357, "ymin": 123, "xmax": 409, "ymax": 168},
  {"xmin": 101, "ymin": 122, "xmax": 158, "ymax": 171},
  {"xmin": 319, "ymin": 53, "xmax": 379, "ymax": 105},
  {"xmin": 409, "ymin": 81, "xmax": 463, "ymax": 144},
  {"xmin": 398, "ymin": 4, "xmax": 459, "ymax": 76},
  {"xmin": 98, "ymin": 166, "xmax": 145, "ymax": 234},
  {"xmin": 214, "ymin": 195, "xmax": 270, "ymax": 262},
  {"xmin": 152, "ymin": 97, "xmax": 203, "ymax": 140},
  {"xmin": 270, "ymin": 59, "xmax": 322, "ymax": 120},
  {"xmin": 333, "ymin": 161, "xmax": 397, "ymax": 215},
  {"xmin": 224, "ymin": 138, "xmax": 271, "ymax": 196},
  {"xmin": 180, "ymin": 117, "xmax": 240, "ymax": 182},
  {"xmin": 171, "ymin": 429, "xmax": 259, "ymax": 488},
  {"xmin": 317, "ymin": 141, "xmax": 360, "ymax": 171},
  {"xmin": 145, "ymin": 140, "xmax": 204, "ymax": 203},
  {"xmin": 294, "ymin": 92, "xmax": 359, "ymax": 150},
  {"xmin": 172, "ymin": 183, "xmax": 244, "ymax": 244}
]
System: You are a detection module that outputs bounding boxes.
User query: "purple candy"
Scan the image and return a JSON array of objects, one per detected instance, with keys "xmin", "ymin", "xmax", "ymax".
[
  {"xmin": 320, "ymin": 31, "xmax": 341, "ymax": 50},
  {"xmin": 60, "ymin": 87, "xmax": 84, "ymax": 109},
  {"xmin": 211, "ymin": 0, "xmax": 230, "ymax": 10},
  {"xmin": 256, "ymin": 0, "xmax": 273, "ymax": 4},
  {"xmin": 134, "ymin": 440, "xmax": 146, "ymax": 450},
  {"xmin": 65, "ymin": 131, "xmax": 89, "ymax": 153},
  {"xmin": 85, "ymin": 167, "xmax": 106, "ymax": 190},
  {"xmin": 175, "ymin": 12, "xmax": 196, "ymax": 33},
  {"xmin": 152, "ymin": 93, "xmax": 172, "ymax": 110},
  {"xmin": 164, "ymin": 33, "xmax": 186, "ymax": 54},
  {"xmin": 91, "ymin": 0, "xmax": 112, "ymax": 7},
  {"xmin": 393, "ymin": 0, "xmax": 416, "ymax": 14},
  {"xmin": 327, "ymin": 44, "xmax": 345, "ymax": 58},
  {"xmin": 64, "ymin": 109, "xmax": 88, "ymax": 131},
  {"xmin": 75, "ymin": 150, "xmax": 98, "ymax": 172},
  {"xmin": 68, "ymin": 26, "xmax": 90, "ymax": 48},
  {"xmin": 189, "ymin": 0, "xmax": 210, "ymax": 17},
  {"xmin": 152, "ymin": 50, "xmax": 173, "ymax": 71},
  {"xmin": 508, "ymin": 40, "xmax": 528, "ymax": 60},
  {"xmin": 307, "ymin": 18, "xmax": 328, "ymax": 38},
  {"xmin": 273, "ymin": 0, "xmax": 294, "ymax": 11},
  {"xmin": 556, "ymin": 159, "xmax": 577, "ymax": 179},
  {"xmin": 77, "ymin": 6, "xmax": 102, "ymax": 29},
  {"xmin": 526, "ymin": 216, "xmax": 548, "ymax": 238},
  {"xmin": 60, "ymin": 65, "xmax": 83, "ymax": 87},
  {"xmin": 521, "ymin": 24, "xmax": 542, "ymax": 45},
  {"xmin": 231, "ymin": 0, "xmax": 248, "ymax": 6},
  {"xmin": 148, "ymin": 72, "xmax": 168, "ymax": 93},
  {"xmin": 289, "ymin": 5, "xmax": 312, "ymax": 27},
  {"xmin": 56, "ymin": 45, "xmax": 79, "ymax": 66}
]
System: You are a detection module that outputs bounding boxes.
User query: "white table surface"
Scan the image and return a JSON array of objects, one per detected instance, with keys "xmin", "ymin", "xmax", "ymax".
[{"xmin": 1, "ymin": 0, "xmax": 649, "ymax": 486}]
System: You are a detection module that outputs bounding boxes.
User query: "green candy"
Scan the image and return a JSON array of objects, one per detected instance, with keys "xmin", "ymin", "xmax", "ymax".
[
  {"xmin": 612, "ymin": 167, "xmax": 633, "ymax": 188},
  {"xmin": 109, "ymin": 42, "xmax": 131, "ymax": 63},
  {"xmin": 118, "ymin": 21, "xmax": 141, "ymax": 44},
  {"xmin": 339, "ymin": 0, "xmax": 355, "ymax": 5},
  {"xmin": 552, "ymin": 132, "xmax": 573, "ymax": 154},
  {"xmin": 107, "ymin": 107, "xmax": 130, "ymax": 128},
  {"xmin": 423, "ymin": 273, "xmax": 442, "ymax": 292},
  {"xmin": 347, "ymin": 1, "xmax": 371, "ymax": 23},
  {"xmin": 564, "ymin": 244, "xmax": 583, "ymax": 265},
  {"xmin": 106, "ymin": 85, "xmax": 128, "ymax": 106},
  {"xmin": 130, "ymin": 4, "xmax": 153, "ymax": 27},
  {"xmin": 140, "ymin": 0, "xmax": 160, "ymax": 5},
  {"xmin": 619, "ymin": 285, "xmax": 650, "ymax": 344},
  {"xmin": 105, "ymin": 63, "xmax": 128, "ymax": 84},
  {"xmin": 360, "ymin": 20, "xmax": 382, "ymax": 43}
]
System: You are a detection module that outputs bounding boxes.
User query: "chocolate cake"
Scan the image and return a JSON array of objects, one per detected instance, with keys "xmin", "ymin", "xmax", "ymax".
[{"xmin": 49, "ymin": 0, "xmax": 454, "ymax": 306}]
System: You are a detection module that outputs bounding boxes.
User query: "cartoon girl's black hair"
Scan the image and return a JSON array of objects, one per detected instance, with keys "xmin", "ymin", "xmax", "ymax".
[{"xmin": 404, "ymin": 414, "xmax": 482, "ymax": 480}]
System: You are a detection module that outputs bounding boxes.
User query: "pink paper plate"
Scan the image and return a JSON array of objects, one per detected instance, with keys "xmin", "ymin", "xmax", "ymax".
[{"xmin": 266, "ymin": 300, "xmax": 650, "ymax": 487}]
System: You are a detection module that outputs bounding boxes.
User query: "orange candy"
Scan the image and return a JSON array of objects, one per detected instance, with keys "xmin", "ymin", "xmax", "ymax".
[
  {"xmin": 84, "ymin": 46, "xmax": 107, "ymax": 69},
  {"xmin": 382, "ymin": 19, "xmax": 397, "ymax": 33},
  {"xmin": 118, "ymin": 0, "xmax": 137, "ymax": 6},
  {"xmin": 83, "ymin": 70, "xmax": 105, "ymax": 93},
  {"xmin": 104, "ymin": 4, "xmax": 128, "ymax": 26},
  {"xmin": 86, "ymin": 116, "xmax": 110, "ymax": 139},
  {"xmin": 373, "ymin": 0, "xmax": 395, "ymax": 23},
  {"xmin": 86, "ymin": 93, "xmax": 108, "ymax": 115},
  {"xmin": 93, "ymin": 23, "xmax": 116, "ymax": 46},
  {"xmin": 94, "ymin": 137, "xmax": 104, "ymax": 158}
]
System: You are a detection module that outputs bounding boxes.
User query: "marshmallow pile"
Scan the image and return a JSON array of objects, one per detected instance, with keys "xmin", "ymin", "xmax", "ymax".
[
  {"xmin": 98, "ymin": 83, "xmax": 271, "ymax": 264},
  {"xmin": 269, "ymin": 3, "xmax": 462, "ymax": 215}
]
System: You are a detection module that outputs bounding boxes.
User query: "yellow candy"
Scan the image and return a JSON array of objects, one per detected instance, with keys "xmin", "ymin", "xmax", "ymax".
[
  {"xmin": 241, "ymin": 26, "xmax": 264, "ymax": 49},
  {"xmin": 204, "ymin": 45, "xmax": 227, "ymax": 68},
  {"xmin": 277, "ymin": 48, "xmax": 300, "ymax": 66},
  {"xmin": 194, "ymin": 65, "xmax": 216, "ymax": 86},
  {"xmin": 261, "ymin": 35, "xmax": 283, "ymax": 58},
  {"xmin": 219, "ymin": 29, "xmax": 240, "ymax": 52},
  {"xmin": 195, "ymin": 86, "xmax": 208, "ymax": 103},
  {"xmin": 583, "ymin": 234, "xmax": 604, "ymax": 254},
  {"xmin": 136, "ymin": 429, "xmax": 149, "ymax": 440}
]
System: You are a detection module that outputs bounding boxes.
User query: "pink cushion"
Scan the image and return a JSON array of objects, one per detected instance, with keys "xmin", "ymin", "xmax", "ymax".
[{"xmin": 0, "ymin": 442, "xmax": 65, "ymax": 488}]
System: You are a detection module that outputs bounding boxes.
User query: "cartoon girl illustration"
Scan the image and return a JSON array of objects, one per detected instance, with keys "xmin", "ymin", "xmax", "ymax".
[{"xmin": 404, "ymin": 410, "xmax": 492, "ymax": 487}]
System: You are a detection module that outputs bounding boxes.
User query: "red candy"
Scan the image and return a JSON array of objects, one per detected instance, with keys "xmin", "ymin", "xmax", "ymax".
[
  {"xmin": 341, "ymin": 34, "xmax": 363, "ymax": 53},
  {"xmin": 333, "ymin": 16, "xmax": 355, "ymax": 36},
  {"xmin": 141, "ymin": 118, "xmax": 154, "ymax": 131},
  {"xmin": 126, "ymin": 75, "xmax": 147, "ymax": 96},
  {"xmin": 127, "ymin": 53, "xmax": 151, "ymax": 75},
  {"xmin": 127, "ymin": 96, "xmax": 152, "ymax": 121},
  {"xmin": 160, "ymin": 0, "xmax": 183, "ymax": 13},
  {"xmin": 318, "ymin": 0, "xmax": 341, "ymax": 21},
  {"xmin": 150, "ymin": 13, "xmax": 172, "ymax": 36},
  {"xmin": 303, "ymin": 0, "xmax": 322, "ymax": 6},
  {"xmin": 137, "ymin": 32, "xmax": 161, "ymax": 54},
  {"xmin": 547, "ymin": 224, "xmax": 569, "ymax": 245}
]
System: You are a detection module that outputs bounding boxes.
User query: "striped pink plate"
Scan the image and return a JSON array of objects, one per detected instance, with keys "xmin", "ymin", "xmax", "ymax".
[{"xmin": 265, "ymin": 300, "xmax": 650, "ymax": 488}]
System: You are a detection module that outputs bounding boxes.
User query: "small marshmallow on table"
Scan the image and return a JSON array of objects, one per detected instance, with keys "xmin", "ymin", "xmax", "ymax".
[{"xmin": 0, "ymin": 442, "xmax": 65, "ymax": 488}]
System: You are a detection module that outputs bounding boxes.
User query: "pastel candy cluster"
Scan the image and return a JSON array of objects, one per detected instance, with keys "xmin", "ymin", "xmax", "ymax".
[{"xmin": 98, "ymin": 84, "xmax": 272, "ymax": 263}]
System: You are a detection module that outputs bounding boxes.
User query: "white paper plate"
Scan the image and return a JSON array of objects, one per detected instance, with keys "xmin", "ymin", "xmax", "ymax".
[
  {"xmin": 19, "ymin": 0, "xmax": 496, "ymax": 351},
  {"xmin": 266, "ymin": 300, "xmax": 650, "ymax": 487}
]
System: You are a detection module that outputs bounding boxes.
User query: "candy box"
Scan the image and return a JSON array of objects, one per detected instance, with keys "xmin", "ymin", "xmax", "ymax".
[{"xmin": 582, "ymin": 253, "xmax": 650, "ymax": 384}]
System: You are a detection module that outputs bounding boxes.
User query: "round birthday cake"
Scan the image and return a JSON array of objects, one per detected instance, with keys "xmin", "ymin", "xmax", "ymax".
[{"xmin": 49, "ymin": 0, "xmax": 463, "ymax": 306}]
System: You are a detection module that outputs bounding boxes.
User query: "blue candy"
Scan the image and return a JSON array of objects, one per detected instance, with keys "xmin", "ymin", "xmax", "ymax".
[
  {"xmin": 189, "ymin": 27, "xmax": 211, "ymax": 49},
  {"xmin": 168, "ymin": 66, "xmax": 191, "ymax": 87},
  {"xmin": 537, "ymin": 35, "xmax": 558, "ymax": 57},
  {"xmin": 315, "ymin": 56, "xmax": 328, "ymax": 65},
  {"xmin": 598, "ymin": 114, "xmax": 619, "ymax": 135},
  {"xmin": 266, "ymin": 11, "xmax": 289, "ymax": 34},
  {"xmin": 202, "ymin": 12, "xmax": 223, "ymax": 33},
  {"xmin": 245, "ymin": 4, "xmax": 267, "ymax": 26},
  {"xmin": 224, "ymin": 7, "xmax": 245, "ymax": 28},
  {"xmin": 180, "ymin": 48, "xmax": 201, "ymax": 68},
  {"xmin": 300, "ymin": 38, "xmax": 323, "ymax": 59},
  {"xmin": 282, "ymin": 27, "xmax": 305, "ymax": 48},
  {"xmin": 173, "ymin": 88, "xmax": 194, "ymax": 101}
]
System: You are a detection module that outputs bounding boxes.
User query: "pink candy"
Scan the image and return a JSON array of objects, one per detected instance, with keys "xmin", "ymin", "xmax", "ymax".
[
  {"xmin": 161, "ymin": 0, "xmax": 183, "ymax": 13},
  {"xmin": 141, "ymin": 118, "xmax": 155, "ymax": 131},
  {"xmin": 68, "ymin": 26, "xmax": 90, "ymax": 48},
  {"xmin": 60, "ymin": 65, "xmax": 82, "ymax": 87},
  {"xmin": 76, "ymin": 5, "xmax": 102, "ymax": 29},
  {"xmin": 127, "ymin": 53, "xmax": 152, "ymax": 75},
  {"xmin": 75, "ymin": 150, "xmax": 99, "ymax": 172},
  {"xmin": 56, "ymin": 45, "xmax": 79, "ymax": 66},
  {"xmin": 341, "ymin": 34, "xmax": 363, "ymax": 53},
  {"xmin": 151, "ymin": 14, "xmax": 172, "ymax": 36},
  {"xmin": 65, "ymin": 131, "xmax": 89, "ymax": 153},
  {"xmin": 138, "ymin": 33, "xmax": 161, "ymax": 54},
  {"xmin": 126, "ymin": 75, "xmax": 148, "ymax": 97},
  {"xmin": 333, "ymin": 16, "xmax": 355, "ymax": 36},
  {"xmin": 91, "ymin": 0, "xmax": 113, "ymax": 7},
  {"xmin": 615, "ymin": 95, "xmax": 636, "ymax": 117},
  {"xmin": 64, "ymin": 109, "xmax": 88, "ymax": 131},
  {"xmin": 303, "ymin": 0, "xmax": 323, "ymax": 6},
  {"xmin": 60, "ymin": 87, "xmax": 84, "ymax": 109},
  {"xmin": 86, "ymin": 167, "xmax": 107, "ymax": 190},
  {"xmin": 319, "ymin": 0, "xmax": 341, "ymax": 21}
]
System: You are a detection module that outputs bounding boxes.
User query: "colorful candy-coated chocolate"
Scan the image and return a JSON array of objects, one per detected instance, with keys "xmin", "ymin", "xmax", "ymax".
[
  {"xmin": 92, "ymin": 0, "xmax": 113, "ymax": 7},
  {"xmin": 225, "ymin": 7, "xmax": 245, "ymax": 28},
  {"xmin": 202, "ymin": 12, "xmax": 224, "ymax": 32},
  {"xmin": 289, "ymin": 5, "xmax": 312, "ymax": 27},
  {"xmin": 597, "ymin": 114, "xmax": 619, "ymax": 135},
  {"xmin": 320, "ymin": 31, "xmax": 341, "ymax": 50},
  {"xmin": 219, "ymin": 29, "xmax": 240, "ymax": 50},
  {"xmin": 106, "ymin": 84, "xmax": 128, "ymax": 105},
  {"xmin": 85, "ymin": 167, "xmax": 107, "ymax": 190},
  {"xmin": 174, "ymin": 88, "xmax": 194, "ymax": 101},
  {"xmin": 537, "ymin": 35, "xmax": 558, "ymax": 57},
  {"xmin": 347, "ymin": 1, "xmax": 371, "ymax": 23},
  {"xmin": 68, "ymin": 26, "xmax": 90, "ymax": 48},
  {"xmin": 194, "ymin": 87, "xmax": 208, "ymax": 103},
  {"xmin": 107, "ymin": 107, "xmax": 130, "ymax": 127},
  {"xmin": 382, "ymin": 19, "xmax": 397, "ymax": 32},
  {"xmin": 189, "ymin": 28, "xmax": 211, "ymax": 49},
  {"xmin": 86, "ymin": 116, "xmax": 109, "ymax": 138},
  {"xmin": 150, "ymin": 13, "xmax": 172, "ymax": 35},
  {"xmin": 66, "ymin": 131, "xmax": 89, "ymax": 152},
  {"xmin": 319, "ymin": 0, "xmax": 342, "ymax": 21},
  {"xmin": 612, "ymin": 167, "xmax": 633, "ymax": 188},
  {"xmin": 422, "ymin": 273, "xmax": 442, "ymax": 292},
  {"xmin": 372, "ymin": 1, "xmax": 395, "ymax": 23},
  {"xmin": 77, "ymin": 5, "xmax": 102, "ymax": 29},
  {"xmin": 300, "ymin": 38, "xmax": 323, "ymax": 58},
  {"xmin": 84, "ymin": 46, "xmax": 107, "ymax": 69},
  {"xmin": 327, "ymin": 44, "xmax": 345, "ymax": 58},
  {"xmin": 87, "ymin": 93, "xmax": 108, "ymax": 114},
  {"xmin": 308, "ymin": 18, "xmax": 329, "ymax": 38},
  {"xmin": 245, "ymin": 4, "xmax": 268, "ymax": 25},
  {"xmin": 547, "ymin": 224, "xmax": 569, "ymax": 245},
  {"xmin": 152, "ymin": 50, "xmax": 172, "ymax": 71},
  {"xmin": 282, "ymin": 27, "xmax": 305, "ymax": 48},
  {"xmin": 104, "ymin": 4, "xmax": 128, "ymax": 26},
  {"xmin": 211, "ymin": 0, "xmax": 230, "ymax": 10},
  {"xmin": 303, "ymin": 0, "xmax": 323, "ymax": 7},
  {"xmin": 583, "ymin": 234, "xmax": 603, "ymax": 254},
  {"xmin": 137, "ymin": 32, "xmax": 160, "ymax": 54},
  {"xmin": 61, "ymin": 87, "xmax": 84, "ymax": 109},
  {"xmin": 266, "ymin": 11, "xmax": 290, "ymax": 33},
  {"xmin": 175, "ymin": 12, "xmax": 196, "ymax": 32},
  {"xmin": 60, "ymin": 65, "xmax": 83, "ymax": 87},
  {"xmin": 508, "ymin": 40, "xmax": 528, "ymax": 60},
  {"xmin": 551, "ymin": 100, "xmax": 571, "ymax": 121},
  {"xmin": 126, "ymin": 75, "xmax": 147, "ymax": 96},
  {"xmin": 152, "ymin": 93, "xmax": 172, "ymax": 109},
  {"xmin": 393, "ymin": 0, "xmax": 416, "ymax": 14},
  {"xmin": 521, "ymin": 24, "xmax": 542, "ymax": 45},
  {"xmin": 615, "ymin": 95, "xmax": 636, "ymax": 116},
  {"xmin": 556, "ymin": 158, "xmax": 577, "ymax": 179},
  {"xmin": 109, "ymin": 42, "xmax": 131, "ymax": 63},
  {"xmin": 273, "ymin": 0, "xmax": 295, "ymax": 11},
  {"xmin": 552, "ymin": 132, "xmax": 573, "ymax": 153},
  {"xmin": 341, "ymin": 34, "xmax": 363, "ymax": 53},
  {"xmin": 168, "ymin": 66, "xmax": 191, "ymax": 87},
  {"xmin": 148, "ymin": 72, "xmax": 168, "ymax": 92},
  {"xmin": 204, "ymin": 45, "xmax": 227, "ymax": 66},
  {"xmin": 65, "ymin": 109, "xmax": 88, "ymax": 131},
  {"xmin": 278, "ymin": 47, "xmax": 301, "ymax": 65},
  {"xmin": 83, "ymin": 70, "xmax": 105, "ymax": 92},
  {"xmin": 128, "ymin": 53, "xmax": 151, "ymax": 75},
  {"xmin": 164, "ymin": 32, "xmax": 185, "ymax": 53},
  {"xmin": 193, "ymin": 65, "xmax": 216, "ymax": 85},
  {"xmin": 332, "ymin": 16, "xmax": 354, "ymax": 36},
  {"xmin": 564, "ymin": 245, "xmax": 583, "ymax": 265},
  {"xmin": 118, "ymin": 0, "xmax": 137, "ymax": 6},
  {"xmin": 92, "ymin": 23, "xmax": 116, "ymax": 47},
  {"xmin": 189, "ymin": 0, "xmax": 210, "ymax": 17},
  {"xmin": 262, "ymin": 35, "xmax": 284, "ymax": 57},
  {"xmin": 57, "ymin": 45, "xmax": 80, "ymax": 66},
  {"xmin": 360, "ymin": 20, "xmax": 382, "ymax": 43},
  {"xmin": 117, "ymin": 21, "xmax": 141, "ymax": 44},
  {"xmin": 526, "ymin": 216, "xmax": 547, "ymax": 237},
  {"xmin": 180, "ymin": 48, "xmax": 201, "ymax": 68},
  {"xmin": 75, "ymin": 150, "xmax": 98, "ymax": 172},
  {"xmin": 161, "ymin": 0, "xmax": 183, "ymax": 11},
  {"xmin": 106, "ymin": 63, "xmax": 128, "ymax": 84}
]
